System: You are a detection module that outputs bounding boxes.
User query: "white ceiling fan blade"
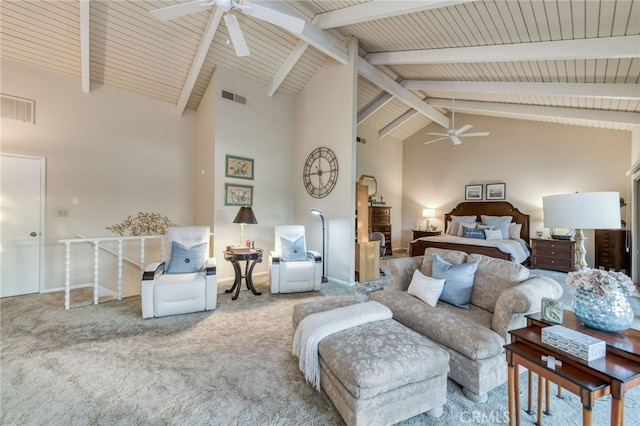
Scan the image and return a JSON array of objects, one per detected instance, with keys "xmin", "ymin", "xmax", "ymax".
[
  {"xmin": 424, "ymin": 137, "xmax": 447, "ymax": 145},
  {"xmin": 242, "ymin": 1, "xmax": 306, "ymax": 34},
  {"xmin": 459, "ymin": 132, "xmax": 490, "ymax": 137},
  {"xmin": 450, "ymin": 135, "xmax": 463, "ymax": 145},
  {"xmin": 454, "ymin": 124, "xmax": 473, "ymax": 135},
  {"xmin": 224, "ymin": 13, "xmax": 250, "ymax": 56},
  {"xmin": 151, "ymin": 1, "xmax": 213, "ymax": 21},
  {"xmin": 426, "ymin": 132, "xmax": 449, "ymax": 136}
]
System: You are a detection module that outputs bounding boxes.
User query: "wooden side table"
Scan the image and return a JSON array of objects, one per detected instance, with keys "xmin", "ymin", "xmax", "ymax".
[
  {"xmin": 506, "ymin": 312, "xmax": 640, "ymax": 426},
  {"xmin": 223, "ymin": 248, "xmax": 263, "ymax": 300},
  {"xmin": 412, "ymin": 230, "xmax": 441, "ymax": 239}
]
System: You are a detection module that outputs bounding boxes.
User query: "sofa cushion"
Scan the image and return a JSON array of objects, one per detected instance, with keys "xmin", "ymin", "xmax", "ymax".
[
  {"xmin": 432, "ymin": 254, "xmax": 478, "ymax": 309},
  {"xmin": 370, "ymin": 289, "xmax": 505, "ymax": 360},
  {"xmin": 408, "ymin": 270, "xmax": 445, "ymax": 307},
  {"xmin": 470, "ymin": 253, "xmax": 530, "ymax": 312},
  {"xmin": 420, "ymin": 248, "xmax": 468, "ymax": 277}
]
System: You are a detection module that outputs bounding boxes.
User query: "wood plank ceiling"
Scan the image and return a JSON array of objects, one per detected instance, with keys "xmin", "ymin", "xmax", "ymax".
[{"xmin": 2, "ymin": 0, "xmax": 639, "ymax": 140}]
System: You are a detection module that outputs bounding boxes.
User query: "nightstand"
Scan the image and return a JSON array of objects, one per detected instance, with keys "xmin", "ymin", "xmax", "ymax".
[
  {"xmin": 530, "ymin": 238, "xmax": 575, "ymax": 272},
  {"xmin": 412, "ymin": 230, "xmax": 442, "ymax": 239}
]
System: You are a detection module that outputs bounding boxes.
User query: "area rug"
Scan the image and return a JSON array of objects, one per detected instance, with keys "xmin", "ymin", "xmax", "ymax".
[{"xmin": 1, "ymin": 261, "xmax": 639, "ymax": 425}]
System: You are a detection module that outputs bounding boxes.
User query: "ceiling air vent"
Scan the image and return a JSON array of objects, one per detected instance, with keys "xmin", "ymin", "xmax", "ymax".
[
  {"xmin": 221, "ymin": 90, "xmax": 246, "ymax": 105},
  {"xmin": 1, "ymin": 94, "xmax": 35, "ymax": 124},
  {"xmin": 356, "ymin": 137, "xmax": 366, "ymax": 144}
]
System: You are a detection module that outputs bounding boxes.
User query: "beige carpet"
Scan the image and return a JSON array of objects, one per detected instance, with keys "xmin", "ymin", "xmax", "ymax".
[{"xmin": 1, "ymin": 260, "xmax": 639, "ymax": 425}]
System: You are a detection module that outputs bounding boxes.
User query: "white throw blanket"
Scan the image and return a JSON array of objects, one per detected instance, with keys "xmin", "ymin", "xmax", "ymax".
[{"xmin": 292, "ymin": 301, "xmax": 392, "ymax": 391}]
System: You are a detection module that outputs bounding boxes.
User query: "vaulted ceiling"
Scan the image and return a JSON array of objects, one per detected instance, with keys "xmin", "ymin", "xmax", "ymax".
[{"xmin": 2, "ymin": 0, "xmax": 639, "ymax": 141}]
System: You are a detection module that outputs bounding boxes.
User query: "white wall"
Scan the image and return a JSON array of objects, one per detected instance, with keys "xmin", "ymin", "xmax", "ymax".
[
  {"xmin": 403, "ymin": 114, "xmax": 632, "ymax": 266},
  {"xmin": 210, "ymin": 67, "xmax": 296, "ymax": 282},
  {"xmin": 1, "ymin": 59, "xmax": 196, "ymax": 295},
  {"xmin": 294, "ymin": 39, "xmax": 359, "ymax": 285},
  {"xmin": 356, "ymin": 125, "xmax": 403, "ymax": 251}
]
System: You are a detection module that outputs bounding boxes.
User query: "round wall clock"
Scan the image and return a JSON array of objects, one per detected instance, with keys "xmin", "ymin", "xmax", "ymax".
[{"xmin": 303, "ymin": 147, "xmax": 338, "ymax": 198}]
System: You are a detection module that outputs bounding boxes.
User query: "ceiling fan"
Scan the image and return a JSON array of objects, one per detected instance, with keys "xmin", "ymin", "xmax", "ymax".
[
  {"xmin": 424, "ymin": 99, "xmax": 490, "ymax": 146},
  {"xmin": 150, "ymin": 0, "xmax": 304, "ymax": 57}
]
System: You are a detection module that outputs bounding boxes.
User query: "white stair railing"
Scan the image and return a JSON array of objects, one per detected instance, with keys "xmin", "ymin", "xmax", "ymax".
[{"xmin": 57, "ymin": 235, "xmax": 165, "ymax": 310}]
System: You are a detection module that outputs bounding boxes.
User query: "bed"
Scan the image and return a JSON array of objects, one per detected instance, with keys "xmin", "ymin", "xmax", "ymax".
[{"xmin": 408, "ymin": 201, "xmax": 531, "ymax": 263}]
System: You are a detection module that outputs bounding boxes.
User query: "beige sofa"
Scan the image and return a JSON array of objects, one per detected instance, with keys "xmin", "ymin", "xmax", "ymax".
[{"xmin": 370, "ymin": 248, "xmax": 563, "ymax": 403}]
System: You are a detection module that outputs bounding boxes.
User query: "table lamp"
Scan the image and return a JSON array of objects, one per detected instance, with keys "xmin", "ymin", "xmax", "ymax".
[
  {"xmin": 233, "ymin": 206, "xmax": 257, "ymax": 247},
  {"xmin": 422, "ymin": 208, "xmax": 436, "ymax": 231},
  {"xmin": 542, "ymin": 191, "xmax": 620, "ymax": 270}
]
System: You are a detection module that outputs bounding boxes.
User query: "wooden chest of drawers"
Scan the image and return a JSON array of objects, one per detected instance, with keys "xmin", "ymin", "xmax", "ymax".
[
  {"xmin": 530, "ymin": 238, "xmax": 575, "ymax": 272},
  {"xmin": 369, "ymin": 206, "xmax": 392, "ymax": 255},
  {"xmin": 595, "ymin": 230, "xmax": 631, "ymax": 276}
]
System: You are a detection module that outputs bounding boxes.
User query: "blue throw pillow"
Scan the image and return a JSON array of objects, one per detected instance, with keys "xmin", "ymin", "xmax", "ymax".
[
  {"xmin": 431, "ymin": 253, "xmax": 478, "ymax": 309},
  {"xmin": 463, "ymin": 227, "xmax": 485, "ymax": 239},
  {"xmin": 167, "ymin": 241, "xmax": 207, "ymax": 273},
  {"xmin": 280, "ymin": 236, "xmax": 306, "ymax": 261}
]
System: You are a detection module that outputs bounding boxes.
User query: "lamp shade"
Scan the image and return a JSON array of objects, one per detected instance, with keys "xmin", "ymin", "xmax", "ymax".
[
  {"xmin": 233, "ymin": 206, "xmax": 257, "ymax": 224},
  {"xmin": 422, "ymin": 208, "xmax": 435, "ymax": 218},
  {"xmin": 543, "ymin": 192, "xmax": 620, "ymax": 229}
]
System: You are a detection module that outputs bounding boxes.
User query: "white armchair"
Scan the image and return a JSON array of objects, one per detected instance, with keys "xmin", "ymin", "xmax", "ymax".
[
  {"xmin": 141, "ymin": 226, "xmax": 217, "ymax": 319},
  {"xmin": 269, "ymin": 225, "xmax": 322, "ymax": 294}
]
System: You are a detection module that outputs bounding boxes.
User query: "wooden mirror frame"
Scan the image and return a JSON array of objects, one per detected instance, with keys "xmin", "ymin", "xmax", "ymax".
[{"xmin": 359, "ymin": 175, "xmax": 377, "ymax": 198}]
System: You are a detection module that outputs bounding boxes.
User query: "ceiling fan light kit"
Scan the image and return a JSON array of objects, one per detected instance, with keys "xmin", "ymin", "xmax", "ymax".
[{"xmin": 425, "ymin": 99, "xmax": 490, "ymax": 146}]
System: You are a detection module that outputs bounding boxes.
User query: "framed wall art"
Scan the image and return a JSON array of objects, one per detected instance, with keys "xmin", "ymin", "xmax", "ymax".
[
  {"xmin": 225, "ymin": 183, "xmax": 253, "ymax": 206},
  {"xmin": 486, "ymin": 183, "xmax": 506, "ymax": 200},
  {"xmin": 225, "ymin": 155, "xmax": 254, "ymax": 180},
  {"xmin": 465, "ymin": 184, "xmax": 483, "ymax": 200}
]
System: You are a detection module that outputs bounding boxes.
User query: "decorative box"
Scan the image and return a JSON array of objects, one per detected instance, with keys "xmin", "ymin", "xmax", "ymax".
[{"xmin": 541, "ymin": 325, "xmax": 606, "ymax": 361}]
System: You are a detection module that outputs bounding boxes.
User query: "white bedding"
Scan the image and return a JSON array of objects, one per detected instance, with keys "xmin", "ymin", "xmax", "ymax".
[{"xmin": 412, "ymin": 235, "xmax": 530, "ymax": 264}]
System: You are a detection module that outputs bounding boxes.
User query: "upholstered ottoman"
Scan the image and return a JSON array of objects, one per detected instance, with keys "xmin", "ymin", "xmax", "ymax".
[{"xmin": 293, "ymin": 297, "xmax": 450, "ymax": 426}]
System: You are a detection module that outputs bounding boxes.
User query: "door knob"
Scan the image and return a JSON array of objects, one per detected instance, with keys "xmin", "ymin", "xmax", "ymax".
[{"xmin": 30, "ymin": 232, "xmax": 37, "ymax": 237}]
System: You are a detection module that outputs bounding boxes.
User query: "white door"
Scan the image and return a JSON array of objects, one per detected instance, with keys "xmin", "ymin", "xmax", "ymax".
[{"xmin": 1, "ymin": 154, "xmax": 43, "ymax": 297}]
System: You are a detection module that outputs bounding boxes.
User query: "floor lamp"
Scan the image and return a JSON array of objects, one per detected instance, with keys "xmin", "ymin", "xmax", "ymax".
[
  {"xmin": 543, "ymin": 192, "xmax": 621, "ymax": 270},
  {"xmin": 310, "ymin": 208, "xmax": 328, "ymax": 283}
]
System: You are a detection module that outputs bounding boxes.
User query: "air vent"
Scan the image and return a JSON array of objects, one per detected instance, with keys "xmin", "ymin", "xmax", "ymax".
[
  {"xmin": 356, "ymin": 136, "xmax": 366, "ymax": 144},
  {"xmin": 221, "ymin": 90, "xmax": 246, "ymax": 105},
  {"xmin": 1, "ymin": 94, "xmax": 35, "ymax": 124}
]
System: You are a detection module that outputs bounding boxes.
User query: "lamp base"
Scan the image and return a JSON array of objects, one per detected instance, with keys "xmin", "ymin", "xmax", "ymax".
[
  {"xmin": 321, "ymin": 276, "xmax": 328, "ymax": 284},
  {"xmin": 574, "ymin": 228, "xmax": 588, "ymax": 270}
]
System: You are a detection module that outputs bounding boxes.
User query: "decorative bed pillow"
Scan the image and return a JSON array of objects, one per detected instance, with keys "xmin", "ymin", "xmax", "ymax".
[
  {"xmin": 431, "ymin": 253, "xmax": 478, "ymax": 309},
  {"xmin": 456, "ymin": 222, "xmax": 476, "ymax": 237},
  {"xmin": 484, "ymin": 229, "xmax": 503, "ymax": 240},
  {"xmin": 407, "ymin": 270, "xmax": 445, "ymax": 307},
  {"xmin": 280, "ymin": 236, "xmax": 306, "ymax": 261},
  {"xmin": 448, "ymin": 215, "xmax": 477, "ymax": 236},
  {"xmin": 508, "ymin": 223, "xmax": 522, "ymax": 240},
  {"xmin": 463, "ymin": 227, "xmax": 485, "ymax": 239},
  {"xmin": 167, "ymin": 241, "xmax": 207, "ymax": 273},
  {"xmin": 481, "ymin": 215, "xmax": 512, "ymax": 239}
]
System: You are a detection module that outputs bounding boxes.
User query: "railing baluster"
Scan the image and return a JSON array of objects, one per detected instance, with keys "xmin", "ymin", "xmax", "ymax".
[
  {"xmin": 64, "ymin": 242, "xmax": 71, "ymax": 310},
  {"xmin": 140, "ymin": 238, "xmax": 146, "ymax": 271},
  {"xmin": 93, "ymin": 240, "xmax": 100, "ymax": 305},
  {"xmin": 117, "ymin": 239, "xmax": 123, "ymax": 301}
]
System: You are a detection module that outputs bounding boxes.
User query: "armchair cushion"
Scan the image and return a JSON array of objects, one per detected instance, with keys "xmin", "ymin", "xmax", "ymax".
[
  {"xmin": 280, "ymin": 236, "xmax": 306, "ymax": 261},
  {"xmin": 167, "ymin": 241, "xmax": 207, "ymax": 273}
]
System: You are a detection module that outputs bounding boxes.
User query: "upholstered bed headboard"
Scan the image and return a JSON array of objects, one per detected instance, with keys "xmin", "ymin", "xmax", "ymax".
[{"xmin": 444, "ymin": 201, "xmax": 530, "ymax": 241}]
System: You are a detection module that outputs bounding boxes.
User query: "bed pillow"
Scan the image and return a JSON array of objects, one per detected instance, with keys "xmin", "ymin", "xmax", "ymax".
[
  {"xmin": 431, "ymin": 253, "xmax": 478, "ymax": 309},
  {"xmin": 167, "ymin": 241, "xmax": 207, "ymax": 273},
  {"xmin": 407, "ymin": 270, "xmax": 445, "ymax": 307},
  {"xmin": 463, "ymin": 227, "xmax": 486, "ymax": 239},
  {"xmin": 280, "ymin": 236, "xmax": 306, "ymax": 261},
  {"xmin": 481, "ymin": 215, "xmax": 512, "ymax": 239},
  {"xmin": 484, "ymin": 229, "xmax": 503, "ymax": 240},
  {"xmin": 508, "ymin": 223, "xmax": 522, "ymax": 240},
  {"xmin": 456, "ymin": 222, "xmax": 476, "ymax": 237},
  {"xmin": 448, "ymin": 215, "xmax": 477, "ymax": 236}
]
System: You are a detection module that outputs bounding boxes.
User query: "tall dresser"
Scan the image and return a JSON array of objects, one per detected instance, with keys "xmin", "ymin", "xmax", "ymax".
[
  {"xmin": 595, "ymin": 230, "xmax": 631, "ymax": 276},
  {"xmin": 369, "ymin": 206, "xmax": 392, "ymax": 255}
]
